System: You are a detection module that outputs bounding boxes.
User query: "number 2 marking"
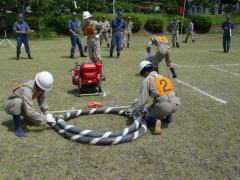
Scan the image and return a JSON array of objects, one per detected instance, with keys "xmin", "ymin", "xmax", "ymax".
[{"xmin": 160, "ymin": 79, "xmax": 171, "ymax": 92}]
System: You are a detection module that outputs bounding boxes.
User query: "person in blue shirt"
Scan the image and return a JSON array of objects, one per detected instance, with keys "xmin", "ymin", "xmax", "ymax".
[
  {"xmin": 222, "ymin": 16, "xmax": 234, "ymax": 53},
  {"xmin": 67, "ymin": 12, "xmax": 86, "ymax": 58},
  {"xmin": 109, "ymin": 11, "xmax": 126, "ymax": 58},
  {"xmin": 13, "ymin": 14, "xmax": 34, "ymax": 60}
]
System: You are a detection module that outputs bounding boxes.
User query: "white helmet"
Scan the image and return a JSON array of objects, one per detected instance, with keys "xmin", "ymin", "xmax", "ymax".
[
  {"xmin": 138, "ymin": 60, "xmax": 153, "ymax": 75},
  {"xmin": 83, "ymin": 11, "xmax": 92, "ymax": 20},
  {"xmin": 35, "ymin": 71, "xmax": 54, "ymax": 91}
]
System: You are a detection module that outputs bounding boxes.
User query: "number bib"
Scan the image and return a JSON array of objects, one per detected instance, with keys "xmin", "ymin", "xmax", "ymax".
[
  {"xmin": 85, "ymin": 25, "xmax": 96, "ymax": 36},
  {"xmin": 154, "ymin": 77, "xmax": 174, "ymax": 96}
]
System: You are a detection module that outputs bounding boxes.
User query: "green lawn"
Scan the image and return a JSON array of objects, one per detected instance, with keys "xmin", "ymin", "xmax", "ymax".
[{"xmin": 0, "ymin": 34, "xmax": 240, "ymax": 179}]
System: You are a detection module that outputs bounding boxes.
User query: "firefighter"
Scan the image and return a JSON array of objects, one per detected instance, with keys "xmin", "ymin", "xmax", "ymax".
[
  {"xmin": 67, "ymin": 12, "xmax": 86, "ymax": 58},
  {"xmin": 145, "ymin": 34, "xmax": 177, "ymax": 78},
  {"xmin": 4, "ymin": 71, "xmax": 55, "ymax": 137},
  {"xmin": 169, "ymin": 18, "xmax": 181, "ymax": 48},
  {"xmin": 82, "ymin": 11, "xmax": 103, "ymax": 63},
  {"xmin": 131, "ymin": 60, "xmax": 180, "ymax": 135},
  {"xmin": 13, "ymin": 14, "xmax": 34, "ymax": 60},
  {"xmin": 99, "ymin": 16, "xmax": 110, "ymax": 48},
  {"xmin": 123, "ymin": 16, "xmax": 133, "ymax": 48},
  {"xmin": 222, "ymin": 16, "xmax": 234, "ymax": 53},
  {"xmin": 184, "ymin": 19, "xmax": 195, "ymax": 43},
  {"xmin": 110, "ymin": 11, "xmax": 126, "ymax": 58}
]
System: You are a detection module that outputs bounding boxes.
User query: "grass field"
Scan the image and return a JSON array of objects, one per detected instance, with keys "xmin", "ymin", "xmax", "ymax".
[{"xmin": 0, "ymin": 33, "xmax": 240, "ymax": 179}]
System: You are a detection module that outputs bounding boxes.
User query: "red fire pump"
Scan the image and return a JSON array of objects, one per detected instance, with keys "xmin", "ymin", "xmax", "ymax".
[{"xmin": 72, "ymin": 61, "xmax": 105, "ymax": 96}]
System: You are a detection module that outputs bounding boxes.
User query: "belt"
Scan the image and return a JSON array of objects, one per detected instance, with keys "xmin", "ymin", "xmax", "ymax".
[{"xmin": 154, "ymin": 92, "xmax": 175, "ymax": 102}]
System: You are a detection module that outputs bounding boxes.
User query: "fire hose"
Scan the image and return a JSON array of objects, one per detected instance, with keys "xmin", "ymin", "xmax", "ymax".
[{"xmin": 49, "ymin": 108, "xmax": 147, "ymax": 145}]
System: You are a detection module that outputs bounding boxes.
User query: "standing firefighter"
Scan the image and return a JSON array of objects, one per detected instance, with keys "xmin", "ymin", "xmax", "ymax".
[
  {"xmin": 13, "ymin": 14, "xmax": 34, "ymax": 60},
  {"xmin": 68, "ymin": 12, "xmax": 86, "ymax": 59},
  {"xmin": 222, "ymin": 16, "xmax": 234, "ymax": 53},
  {"xmin": 169, "ymin": 18, "xmax": 181, "ymax": 48},
  {"xmin": 4, "ymin": 71, "xmax": 55, "ymax": 137},
  {"xmin": 145, "ymin": 34, "xmax": 177, "ymax": 78},
  {"xmin": 99, "ymin": 16, "xmax": 110, "ymax": 48},
  {"xmin": 110, "ymin": 11, "xmax": 126, "ymax": 58},
  {"xmin": 184, "ymin": 19, "xmax": 195, "ymax": 43},
  {"xmin": 82, "ymin": 11, "xmax": 103, "ymax": 63},
  {"xmin": 123, "ymin": 16, "xmax": 133, "ymax": 48},
  {"xmin": 129, "ymin": 61, "xmax": 180, "ymax": 135}
]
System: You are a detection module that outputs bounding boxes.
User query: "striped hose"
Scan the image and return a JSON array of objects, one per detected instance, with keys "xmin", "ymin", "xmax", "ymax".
[{"xmin": 49, "ymin": 108, "xmax": 147, "ymax": 145}]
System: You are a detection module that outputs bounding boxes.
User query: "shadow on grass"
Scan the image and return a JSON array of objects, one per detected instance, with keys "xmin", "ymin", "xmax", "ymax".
[
  {"xmin": 8, "ymin": 57, "xmax": 29, "ymax": 60},
  {"xmin": 208, "ymin": 50, "xmax": 224, "ymax": 53},
  {"xmin": 2, "ymin": 119, "xmax": 51, "ymax": 134},
  {"xmin": 67, "ymin": 88, "xmax": 79, "ymax": 97}
]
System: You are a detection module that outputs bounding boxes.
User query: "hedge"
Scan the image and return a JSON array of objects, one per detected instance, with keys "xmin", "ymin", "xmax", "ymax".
[
  {"xmin": 1, "ymin": 13, "xmax": 239, "ymax": 38},
  {"xmin": 190, "ymin": 15, "xmax": 212, "ymax": 33},
  {"xmin": 122, "ymin": 13, "xmax": 142, "ymax": 32},
  {"xmin": 144, "ymin": 17, "xmax": 164, "ymax": 33}
]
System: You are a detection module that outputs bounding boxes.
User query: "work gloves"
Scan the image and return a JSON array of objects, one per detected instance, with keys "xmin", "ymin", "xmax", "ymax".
[
  {"xmin": 95, "ymin": 34, "xmax": 100, "ymax": 40},
  {"xmin": 46, "ymin": 113, "xmax": 56, "ymax": 123},
  {"xmin": 144, "ymin": 53, "xmax": 154, "ymax": 60},
  {"xmin": 126, "ymin": 99, "xmax": 139, "ymax": 117}
]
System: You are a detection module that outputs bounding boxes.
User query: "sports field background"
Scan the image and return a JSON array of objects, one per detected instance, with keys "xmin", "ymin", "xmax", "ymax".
[{"xmin": 0, "ymin": 34, "xmax": 239, "ymax": 179}]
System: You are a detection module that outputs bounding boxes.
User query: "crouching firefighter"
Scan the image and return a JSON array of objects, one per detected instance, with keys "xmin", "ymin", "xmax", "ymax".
[
  {"xmin": 129, "ymin": 61, "xmax": 180, "ymax": 135},
  {"xmin": 145, "ymin": 34, "xmax": 177, "ymax": 78},
  {"xmin": 4, "ymin": 71, "xmax": 56, "ymax": 137}
]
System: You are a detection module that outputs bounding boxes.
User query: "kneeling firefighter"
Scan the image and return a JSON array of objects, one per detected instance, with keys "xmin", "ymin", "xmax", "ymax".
[
  {"xmin": 130, "ymin": 61, "xmax": 180, "ymax": 134},
  {"xmin": 4, "ymin": 71, "xmax": 55, "ymax": 137}
]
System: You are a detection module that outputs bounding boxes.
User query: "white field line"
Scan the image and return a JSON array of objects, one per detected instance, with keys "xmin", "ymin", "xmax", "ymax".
[
  {"xmin": 173, "ymin": 63, "xmax": 240, "ymax": 68},
  {"xmin": 210, "ymin": 66, "xmax": 240, "ymax": 77},
  {"xmin": 174, "ymin": 79, "xmax": 228, "ymax": 104}
]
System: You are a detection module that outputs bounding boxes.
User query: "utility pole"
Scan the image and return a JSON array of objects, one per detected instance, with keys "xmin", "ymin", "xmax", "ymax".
[
  {"xmin": 180, "ymin": 0, "xmax": 187, "ymax": 41},
  {"xmin": 113, "ymin": 0, "xmax": 116, "ymax": 18}
]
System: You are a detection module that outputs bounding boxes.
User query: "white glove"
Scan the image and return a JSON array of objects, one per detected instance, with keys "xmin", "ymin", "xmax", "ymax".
[
  {"xmin": 144, "ymin": 53, "xmax": 154, "ymax": 60},
  {"xmin": 84, "ymin": 36, "xmax": 87, "ymax": 40},
  {"xmin": 46, "ymin": 114, "xmax": 56, "ymax": 123},
  {"xmin": 95, "ymin": 34, "xmax": 100, "ymax": 40}
]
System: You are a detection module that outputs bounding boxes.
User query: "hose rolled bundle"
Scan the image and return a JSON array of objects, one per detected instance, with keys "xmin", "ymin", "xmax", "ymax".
[{"xmin": 49, "ymin": 108, "xmax": 147, "ymax": 145}]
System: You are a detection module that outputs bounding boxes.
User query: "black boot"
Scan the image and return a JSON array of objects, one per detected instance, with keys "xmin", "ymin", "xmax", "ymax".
[
  {"xmin": 28, "ymin": 54, "xmax": 32, "ymax": 59},
  {"xmin": 170, "ymin": 67, "xmax": 177, "ymax": 78},
  {"xmin": 70, "ymin": 54, "xmax": 74, "ymax": 59},
  {"xmin": 176, "ymin": 43, "xmax": 180, "ymax": 48},
  {"xmin": 192, "ymin": 39, "xmax": 195, "ymax": 43},
  {"xmin": 184, "ymin": 40, "xmax": 187, "ymax": 43},
  {"xmin": 172, "ymin": 43, "xmax": 175, "ymax": 48},
  {"xmin": 165, "ymin": 113, "xmax": 173, "ymax": 123},
  {"xmin": 13, "ymin": 115, "xmax": 25, "ymax": 137},
  {"xmin": 81, "ymin": 54, "xmax": 87, "ymax": 57},
  {"xmin": 127, "ymin": 43, "xmax": 129, "ymax": 48},
  {"xmin": 117, "ymin": 53, "xmax": 120, "ymax": 58},
  {"xmin": 16, "ymin": 55, "xmax": 20, "ymax": 60},
  {"xmin": 109, "ymin": 52, "xmax": 113, "ymax": 58},
  {"xmin": 107, "ymin": 43, "xmax": 110, "ymax": 48},
  {"xmin": 84, "ymin": 46, "xmax": 88, "ymax": 53}
]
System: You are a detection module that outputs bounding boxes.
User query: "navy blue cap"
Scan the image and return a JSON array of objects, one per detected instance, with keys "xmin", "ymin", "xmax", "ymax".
[
  {"xmin": 18, "ymin": 14, "xmax": 24, "ymax": 18},
  {"xmin": 118, "ymin": 11, "xmax": 123, "ymax": 16},
  {"xmin": 226, "ymin": 15, "xmax": 230, "ymax": 19},
  {"xmin": 71, "ymin": 12, "xmax": 77, "ymax": 16}
]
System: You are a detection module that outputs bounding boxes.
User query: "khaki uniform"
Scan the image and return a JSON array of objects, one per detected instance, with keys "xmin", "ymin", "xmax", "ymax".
[
  {"xmin": 123, "ymin": 21, "xmax": 133, "ymax": 47},
  {"xmin": 83, "ymin": 20, "xmax": 103, "ymax": 62},
  {"xmin": 170, "ymin": 20, "xmax": 181, "ymax": 45},
  {"xmin": 133, "ymin": 71, "xmax": 180, "ymax": 119},
  {"xmin": 4, "ymin": 80, "xmax": 48, "ymax": 126},
  {"xmin": 185, "ymin": 22, "xmax": 194, "ymax": 42},
  {"xmin": 99, "ymin": 20, "xmax": 110, "ymax": 46},
  {"xmin": 146, "ymin": 35, "xmax": 172, "ymax": 69}
]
